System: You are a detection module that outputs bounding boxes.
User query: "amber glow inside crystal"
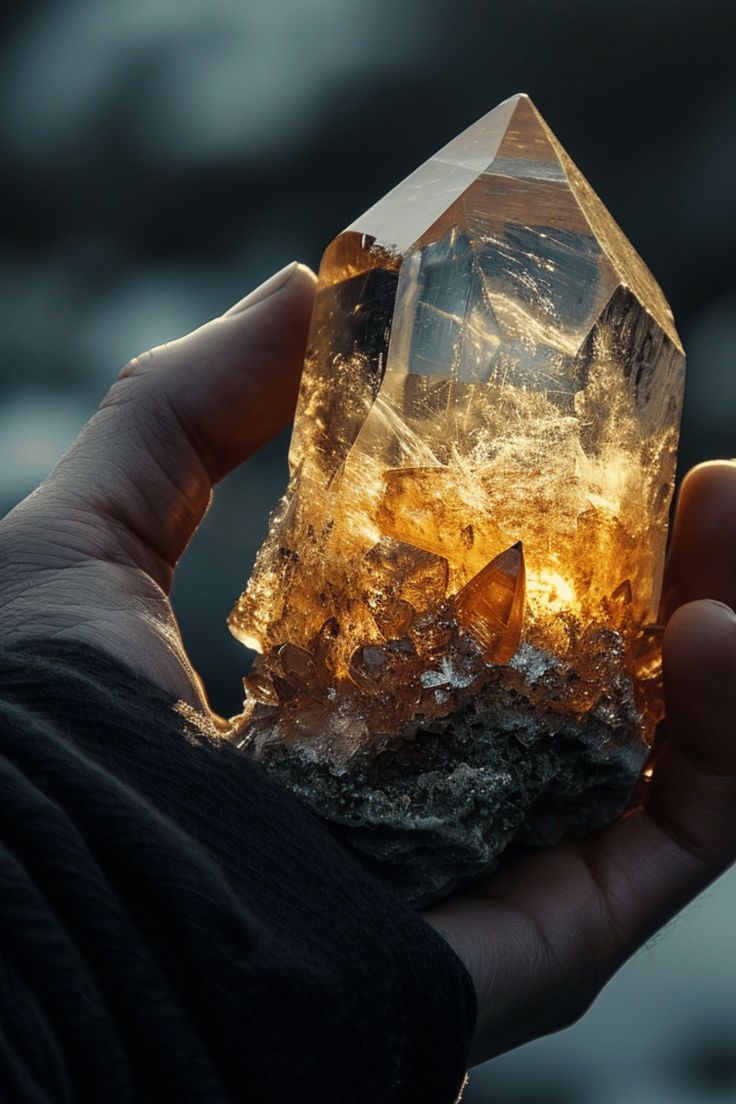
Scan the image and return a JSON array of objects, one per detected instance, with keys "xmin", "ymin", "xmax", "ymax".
[
  {"xmin": 229, "ymin": 94, "xmax": 685, "ymax": 801},
  {"xmin": 454, "ymin": 542, "xmax": 525, "ymax": 665}
]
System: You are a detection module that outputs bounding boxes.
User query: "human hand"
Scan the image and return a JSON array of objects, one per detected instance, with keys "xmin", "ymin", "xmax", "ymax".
[
  {"xmin": 0, "ymin": 261, "xmax": 317, "ymax": 708},
  {"xmin": 424, "ymin": 460, "xmax": 736, "ymax": 1066},
  {"xmin": 3, "ymin": 257, "xmax": 734, "ymax": 1074}
]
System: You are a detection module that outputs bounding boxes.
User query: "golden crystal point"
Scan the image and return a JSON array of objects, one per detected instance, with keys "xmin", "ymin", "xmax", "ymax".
[
  {"xmin": 454, "ymin": 542, "xmax": 526, "ymax": 664},
  {"xmin": 229, "ymin": 94, "xmax": 685, "ymax": 760},
  {"xmin": 347, "ymin": 93, "xmax": 679, "ymax": 347}
]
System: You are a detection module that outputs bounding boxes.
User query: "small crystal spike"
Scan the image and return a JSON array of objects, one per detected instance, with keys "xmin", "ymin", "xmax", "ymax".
[{"xmin": 454, "ymin": 542, "xmax": 526, "ymax": 664}]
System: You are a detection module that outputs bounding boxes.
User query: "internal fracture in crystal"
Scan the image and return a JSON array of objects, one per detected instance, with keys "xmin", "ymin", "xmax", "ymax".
[{"xmin": 228, "ymin": 94, "xmax": 685, "ymax": 905}]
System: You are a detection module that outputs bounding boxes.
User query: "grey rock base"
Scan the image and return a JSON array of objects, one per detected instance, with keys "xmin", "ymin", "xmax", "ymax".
[{"xmin": 237, "ymin": 673, "xmax": 648, "ymax": 909}]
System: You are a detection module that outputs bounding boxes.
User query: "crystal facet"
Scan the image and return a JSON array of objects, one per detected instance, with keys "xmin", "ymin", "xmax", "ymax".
[
  {"xmin": 228, "ymin": 94, "xmax": 685, "ymax": 906},
  {"xmin": 454, "ymin": 542, "xmax": 525, "ymax": 664}
]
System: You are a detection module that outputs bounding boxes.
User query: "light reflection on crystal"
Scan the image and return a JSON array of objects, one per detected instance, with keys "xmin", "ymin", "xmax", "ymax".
[{"xmin": 229, "ymin": 93, "xmax": 685, "ymax": 764}]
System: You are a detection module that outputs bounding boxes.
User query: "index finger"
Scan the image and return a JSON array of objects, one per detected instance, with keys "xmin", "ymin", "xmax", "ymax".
[{"xmin": 661, "ymin": 460, "xmax": 736, "ymax": 620}]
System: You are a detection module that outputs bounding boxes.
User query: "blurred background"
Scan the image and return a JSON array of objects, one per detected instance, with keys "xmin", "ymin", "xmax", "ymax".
[{"xmin": 1, "ymin": 1, "xmax": 735, "ymax": 1100}]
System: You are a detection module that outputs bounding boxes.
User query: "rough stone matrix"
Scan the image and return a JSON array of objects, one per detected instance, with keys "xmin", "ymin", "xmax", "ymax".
[{"xmin": 228, "ymin": 93, "xmax": 685, "ymax": 907}]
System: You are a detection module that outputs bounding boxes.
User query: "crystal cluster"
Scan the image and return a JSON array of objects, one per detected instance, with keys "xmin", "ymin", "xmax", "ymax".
[{"xmin": 229, "ymin": 95, "xmax": 685, "ymax": 906}]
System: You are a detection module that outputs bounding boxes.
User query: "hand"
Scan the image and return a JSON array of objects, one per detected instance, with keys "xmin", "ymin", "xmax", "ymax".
[
  {"xmin": 3, "ymin": 259, "xmax": 734, "ymax": 1073},
  {"xmin": 0, "ymin": 261, "xmax": 317, "ymax": 708},
  {"xmin": 424, "ymin": 461, "xmax": 736, "ymax": 1066}
]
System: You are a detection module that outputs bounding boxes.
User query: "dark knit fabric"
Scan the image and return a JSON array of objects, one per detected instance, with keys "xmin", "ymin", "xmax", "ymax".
[{"xmin": 0, "ymin": 641, "xmax": 475, "ymax": 1103}]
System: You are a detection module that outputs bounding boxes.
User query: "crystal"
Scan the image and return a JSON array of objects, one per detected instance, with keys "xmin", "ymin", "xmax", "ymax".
[
  {"xmin": 229, "ymin": 94, "xmax": 685, "ymax": 906},
  {"xmin": 454, "ymin": 541, "xmax": 525, "ymax": 664}
]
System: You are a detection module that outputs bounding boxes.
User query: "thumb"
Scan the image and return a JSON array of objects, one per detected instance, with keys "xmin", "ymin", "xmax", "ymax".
[{"xmin": 8, "ymin": 262, "xmax": 316, "ymax": 591}]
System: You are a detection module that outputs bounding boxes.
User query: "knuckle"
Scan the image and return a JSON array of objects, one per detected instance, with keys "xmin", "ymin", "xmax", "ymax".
[
  {"xmin": 651, "ymin": 744, "xmax": 736, "ymax": 863},
  {"xmin": 651, "ymin": 794, "xmax": 736, "ymax": 867},
  {"xmin": 567, "ymin": 976, "xmax": 601, "ymax": 1024},
  {"xmin": 117, "ymin": 347, "xmax": 158, "ymax": 381},
  {"xmin": 554, "ymin": 965, "xmax": 602, "ymax": 1032},
  {"xmin": 539, "ymin": 959, "xmax": 603, "ymax": 1036}
]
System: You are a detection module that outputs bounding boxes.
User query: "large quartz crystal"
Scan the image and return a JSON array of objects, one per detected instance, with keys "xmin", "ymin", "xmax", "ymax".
[{"xmin": 229, "ymin": 94, "xmax": 685, "ymax": 906}]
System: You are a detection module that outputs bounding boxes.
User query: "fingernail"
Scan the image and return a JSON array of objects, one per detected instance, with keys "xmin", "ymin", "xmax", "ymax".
[{"xmin": 224, "ymin": 261, "xmax": 299, "ymax": 316}]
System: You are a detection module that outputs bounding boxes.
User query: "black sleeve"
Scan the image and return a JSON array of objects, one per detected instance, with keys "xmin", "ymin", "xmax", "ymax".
[{"xmin": 0, "ymin": 641, "xmax": 475, "ymax": 1103}]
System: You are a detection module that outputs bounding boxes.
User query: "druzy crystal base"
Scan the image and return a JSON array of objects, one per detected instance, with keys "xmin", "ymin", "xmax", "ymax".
[{"xmin": 229, "ymin": 94, "xmax": 685, "ymax": 907}]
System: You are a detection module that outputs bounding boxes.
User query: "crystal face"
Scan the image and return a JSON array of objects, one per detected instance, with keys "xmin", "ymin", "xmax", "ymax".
[{"xmin": 228, "ymin": 94, "xmax": 685, "ymax": 905}]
